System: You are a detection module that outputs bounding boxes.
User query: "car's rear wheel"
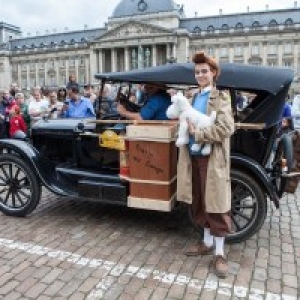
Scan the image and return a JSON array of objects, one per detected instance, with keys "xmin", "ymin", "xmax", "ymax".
[
  {"xmin": 0, "ymin": 154, "xmax": 41, "ymax": 217},
  {"xmin": 188, "ymin": 169, "xmax": 267, "ymax": 243}
]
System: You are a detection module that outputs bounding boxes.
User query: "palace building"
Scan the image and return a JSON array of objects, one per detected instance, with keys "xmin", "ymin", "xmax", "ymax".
[{"xmin": 0, "ymin": 0, "xmax": 299, "ymax": 93}]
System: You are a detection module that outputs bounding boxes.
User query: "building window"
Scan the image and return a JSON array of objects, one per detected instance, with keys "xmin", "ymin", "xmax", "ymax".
[
  {"xmin": 234, "ymin": 45, "xmax": 243, "ymax": 56},
  {"xmin": 268, "ymin": 61, "xmax": 276, "ymax": 67},
  {"xmin": 60, "ymin": 74, "xmax": 66, "ymax": 86},
  {"xmin": 207, "ymin": 25, "xmax": 214, "ymax": 33},
  {"xmin": 193, "ymin": 26, "xmax": 201, "ymax": 34},
  {"xmin": 235, "ymin": 23, "xmax": 244, "ymax": 31},
  {"xmin": 69, "ymin": 57, "xmax": 75, "ymax": 67},
  {"xmin": 60, "ymin": 59, "xmax": 66, "ymax": 68},
  {"xmin": 39, "ymin": 61, "xmax": 45, "ymax": 69},
  {"xmin": 252, "ymin": 21, "xmax": 260, "ymax": 30},
  {"xmin": 21, "ymin": 76, "xmax": 27, "ymax": 88},
  {"xmin": 22, "ymin": 63, "xmax": 27, "ymax": 71},
  {"xmin": 207, "ymin": 47, "xmax": 214, "ymax": 56},
  {"xmin": 12, "ymin": 64, "xmax": 17, "ymax": 72},
  {"xmin": 284, "ymin": 42, "xmax": 292, "ymax": 54},
  {"xmin": 79, "ymin": 56, "xmax": 85, "ymax": 66},
  {"xmin": 0, "ymin": 63, "xmax": 4, "ymax": 72},
  {"xmin": 285, "ymin": 18, "xmax": 294, "ymax": 29},
  {"xmin": 251, "ymin": 44, "xmax": 260, "ymax": 56},
  {"xmin": 220, "ymin": 46, "xmax": 228, "ymax": 57},
  {"xmin": 221, "ymin": 24, "xmax": 229, "ymax": 33},
  {"xmin": 269, "ymin": 20, "xmax": 278, "ymax": 29},
  {"xmin": 268, "ymin": 43, "xmax": 277, "ymax": 55},
  {"xmin": 30, "ymin": 62, "xmax": 35, "ymax": 70},
  {"xmin": 283, "ymin": 61, "xmax": 292, "ymax": 67},
  {"xmin": 48, "ymin": 59, "xmax": 55, "ymax": 69},
  {"xmin": 30, "ymin": 77, "xmax": 36, "ymax": 87}
]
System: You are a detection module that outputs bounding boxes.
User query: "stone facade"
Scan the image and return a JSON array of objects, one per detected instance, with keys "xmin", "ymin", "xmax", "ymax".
[{"xmin": 0, "ymin": 0, "xmax": 299, "ymax": 94}]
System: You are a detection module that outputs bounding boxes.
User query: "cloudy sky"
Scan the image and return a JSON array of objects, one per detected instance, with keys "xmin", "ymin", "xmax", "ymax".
[{"xmin": 0, "ymin": 0, "xmax": 297, "ymax": 36}]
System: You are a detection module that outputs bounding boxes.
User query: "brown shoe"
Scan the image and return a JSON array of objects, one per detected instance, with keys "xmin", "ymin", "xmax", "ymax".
[
  {"xmin": 184, "ymin": 241, "xmax": 214, "ymax": 256},
  {"xmin": 211, "ymin": 255, "xmax": 228, "ymax": 278}
]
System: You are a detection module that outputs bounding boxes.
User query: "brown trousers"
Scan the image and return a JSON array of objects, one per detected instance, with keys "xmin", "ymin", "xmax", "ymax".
[{"xmin": 191, "ymin": 156, "xmax": 231, "ymax": 237}]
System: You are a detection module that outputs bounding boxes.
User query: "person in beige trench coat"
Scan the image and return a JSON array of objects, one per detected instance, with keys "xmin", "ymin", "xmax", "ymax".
[{"xmin": 177, "ymin": 51, "xmax": 235, "ymax": 278}]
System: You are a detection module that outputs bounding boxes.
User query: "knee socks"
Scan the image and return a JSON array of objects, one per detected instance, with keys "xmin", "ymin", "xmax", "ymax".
[{"xmin": 203, "ymin": 227, "xmax": 214, "ymax": 247}]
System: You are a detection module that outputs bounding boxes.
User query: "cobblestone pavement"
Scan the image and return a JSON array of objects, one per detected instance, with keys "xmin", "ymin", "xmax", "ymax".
[{"xmin": 0, "ymin": 188, "xmax": 299, "ymax": 300}]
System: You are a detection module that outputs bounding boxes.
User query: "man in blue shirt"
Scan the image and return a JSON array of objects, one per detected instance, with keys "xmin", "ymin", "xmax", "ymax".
[
  {"xmin": 117, "ymin": 83, "xmax": 171, "ymax": 120},
  {"xmin": 62, "ymin": 86, "xmax": 95, "ymax": 118}
]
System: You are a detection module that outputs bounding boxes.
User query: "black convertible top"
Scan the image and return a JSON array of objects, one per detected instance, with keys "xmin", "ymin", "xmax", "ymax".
[{"xmin": 95, "ymin": 63, "xmax": 294, "ymax": 95}]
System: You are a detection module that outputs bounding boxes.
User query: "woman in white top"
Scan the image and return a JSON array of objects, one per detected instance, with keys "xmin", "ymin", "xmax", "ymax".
[{"xmin": 28, "ymin": 87, "xmax": 49, "ymax": 126}]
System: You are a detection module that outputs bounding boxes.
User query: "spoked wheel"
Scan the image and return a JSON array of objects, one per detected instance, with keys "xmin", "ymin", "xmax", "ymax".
[
  {"xmin": 272, "ymin": 134, "xmax": 293, "ymax": 197},
  {"xmin": 0, "ymin": 154, "xmax": 41, "ymax": 217},
  {"xmin": 188, "ymin": 169, "xmax": 267, "ymax": 243}
]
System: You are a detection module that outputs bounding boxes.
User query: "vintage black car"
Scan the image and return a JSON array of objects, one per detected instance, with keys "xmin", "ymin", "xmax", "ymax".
[{"xmin": 0, "ymin": 62, "xmax": 296, "ymax": 243}]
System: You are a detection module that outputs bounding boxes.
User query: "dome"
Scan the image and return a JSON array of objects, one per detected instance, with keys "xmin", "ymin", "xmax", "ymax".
[{"xmin": 112, "ymin": 0, "xmax": 177, "ymax": 18}]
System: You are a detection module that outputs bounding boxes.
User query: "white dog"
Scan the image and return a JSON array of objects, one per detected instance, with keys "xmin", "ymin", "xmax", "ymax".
[{"xmin": 166, "ymin": 92, "xmax": 216, "ymax": 155}]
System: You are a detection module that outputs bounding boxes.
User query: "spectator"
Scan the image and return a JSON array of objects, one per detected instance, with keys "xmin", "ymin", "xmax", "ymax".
[
  {"xmin": 28, "ymin": 88, "xmax": 49, "ymax": 126},
  {"xmin": 94, "ymin": 84, "xmax": 116, "ymax": 117},
  {"xmin": 48, "ymin": 90, "xmax": 63, "ymax": 119},
  {"xmin": 117, "ymin": 83, "xmax": 171, "ymax": 120},
  {"xmin": 0, "ymin": 95, "xmax": 6, "ymax": 138},
  {"xmin": 83, "ymin": 83, "xmax": 97, "ymax": 104},
  {"xmin": 9, "ymin": 105, "xmax": 27, "ymax": 140},
  {"xmin": 15, "ymin": 92, "xmax": 31, "ymax": 130},
  {"xmin": 57, "ymin": 87, "xmax": 67, "ymax": 102},
  {"xmin": 62, "ymin": 85, "xmax": 95, "ymax": 118},
  {"xmin": 66, "ymin": 74, "xmax": 79, "ymax": 90},
  {"xmin": 2, "ymin": 90, "xmax": 16, "ymax": 137}
]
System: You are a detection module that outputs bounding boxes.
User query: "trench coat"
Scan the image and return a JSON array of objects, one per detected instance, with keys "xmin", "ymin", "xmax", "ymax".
[{"xmin": 176, "ymin": 88, "xmax": 235, "ymax": 213}]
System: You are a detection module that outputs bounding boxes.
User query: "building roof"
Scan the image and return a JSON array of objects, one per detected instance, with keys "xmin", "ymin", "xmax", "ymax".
[
  {"xmin": 180, "ymin": 8, "xmax": 300, "ymax": 32},
  {"xmin": 9, "ymin": 28, "xmax": 106, "ymax": 51},
  {"xmin": 111, "ymin": 0, "xmax": 178, "ymax": 18}
]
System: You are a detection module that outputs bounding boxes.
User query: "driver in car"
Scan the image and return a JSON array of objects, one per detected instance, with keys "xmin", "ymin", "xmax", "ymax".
[{"xmin": 116, "ymin": 83, "xmax": 171, "ymax": 120}]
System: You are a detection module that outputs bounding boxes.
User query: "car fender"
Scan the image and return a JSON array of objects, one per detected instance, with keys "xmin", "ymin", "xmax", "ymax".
[
  {"xmin": 231, "ymin": 153, "xmax": 279, "ymax": 208},
  {"xmin": 0, "ymin": 139, "xmax": 70, "ymax": 196}
]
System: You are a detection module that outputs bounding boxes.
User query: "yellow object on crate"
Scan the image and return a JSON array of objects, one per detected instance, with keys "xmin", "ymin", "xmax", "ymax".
[{"xmin": 99, "ymin": 130, "xmax": 125, "ymax": 151}]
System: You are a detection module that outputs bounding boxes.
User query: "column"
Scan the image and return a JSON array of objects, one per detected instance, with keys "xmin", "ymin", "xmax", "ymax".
[
  {"xmin": 55, "ymin": 59, "xmax": 59, "ymax": 87},
  {"xmin": 75, "ymin": 57, "xmax": 79, "ymax": 82},
  {"xmin": 65, "ymin": 58, "xmax": 69, "ymax": 82},
  {"xmin": 35, "ymin": 61, "xmax": 38, "ymax": 87},
  {"xmin": 26, "ymin": 62, "xmax": 30, "ymax": 90},
  {"xmin": 17, "ymin": 63, "xmax": 21, "ymax": 89},
  {"xmin": 262, "ymin": 42, "xmax": 267, "ymax": 65},
  {"xmin": 124, "ymin": 47, "xmax": 130, "ymax": 71},
  {"xmin": 172, "ymin": 43, "xmax": 177, "ymax": 62},
  {"xmin": 167, "ymin": 43, "xmax": 172, "ymax": 60},
  {"xmin": 44, "ymin": 61, "xmax": 47, "ymax": 87},
  {"xmin": 277, "ymin": 42, "xmax": 283, "ymax": 66},
  {"xmin": 85, "ymin": 55, "xmax": 89, "ymax": 83},
  {"xmin": 98, "ymin": 49, "xmax": 103, "ymax": 73},
  {"xmin": 89, "ymin": 49, "xmax": 97, "ymax": 82},
  {"xmin": 111, "ymin": 48, "xmax": 117, "ymax": 72},
  {"xmin": 152, "ymin": 44, "xmax": 157, "ymax": 67}
]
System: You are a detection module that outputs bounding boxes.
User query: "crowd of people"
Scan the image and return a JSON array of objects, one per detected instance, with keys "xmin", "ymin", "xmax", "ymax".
[{"xmin": 0, "ymin": 75, "xmax": 119, "ymax": 140}]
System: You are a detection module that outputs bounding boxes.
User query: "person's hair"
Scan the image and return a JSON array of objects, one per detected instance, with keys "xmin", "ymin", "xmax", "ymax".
[
  {"xmin": 192, "ymin": 51, "xmax": 220, "ymax": 80},
  {"xmin": 68, "ymin": 86, "xmax": 79, "ymax": 94},
  {"xmin": 57, "ymin": 87, "xmax": 67, "ymax": 99},
  {"xmin": 15, "ymin": 92, "xmax": 24, "ymax": 99}
]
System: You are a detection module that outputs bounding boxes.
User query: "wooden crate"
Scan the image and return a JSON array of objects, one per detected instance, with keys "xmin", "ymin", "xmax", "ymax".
[
  {"xmin": 126, "ymin": 123, "xmax": 178, "ymax": 140},
  {"xmin": 124, "ymin": 123, "xmax": 178, "ymax": 210},
  {"xmin": 128, "ymin": 140, "xmax": 177, "ymax": 181},
  {"xmin": 130, "ymin": 178, "xmax": 177, "ymax": 201}
]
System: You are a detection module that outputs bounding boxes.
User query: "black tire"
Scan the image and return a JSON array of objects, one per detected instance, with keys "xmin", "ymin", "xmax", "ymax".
[
  {"xmin": 188, "ymin": 169, "xmax": 267, "ymax": 244},
  {"xmin": 272, "ymin": 134, "xmax": 293, "ymax": 197},
  {"xmin": 0, "ymin": 154, "xmax": 41, "ymax": 217}
]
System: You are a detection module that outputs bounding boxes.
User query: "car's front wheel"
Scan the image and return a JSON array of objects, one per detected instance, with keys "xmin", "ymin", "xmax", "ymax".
[
  {"xmin": 188, "ymin": 169, "xmax": 267, "ymax": 243},
  {"xmin": 0, "ymin": 154, "xmax": 41, "ymax": 217}
]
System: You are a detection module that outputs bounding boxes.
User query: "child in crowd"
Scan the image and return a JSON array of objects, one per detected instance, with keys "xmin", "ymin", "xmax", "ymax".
[{"xmin": 9, "ymin": 105, "xmax": 27, "ymax": 140}]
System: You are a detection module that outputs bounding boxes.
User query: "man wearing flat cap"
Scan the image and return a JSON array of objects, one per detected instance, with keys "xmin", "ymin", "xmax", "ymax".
[{"xmin": 117, "ymin": 83, "xmax": 171, "ymax": 120}]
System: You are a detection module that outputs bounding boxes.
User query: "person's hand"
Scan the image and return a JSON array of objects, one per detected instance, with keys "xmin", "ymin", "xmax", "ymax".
[
  {"xmin": 187, "ymin": 118, "xmax": 196, "ymax": 136},
  {"xmin": 117, "ymin": 103, "xmax": 127, "ymax": 115}
]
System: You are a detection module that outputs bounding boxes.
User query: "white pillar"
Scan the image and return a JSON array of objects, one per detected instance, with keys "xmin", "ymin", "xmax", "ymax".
[
  {"xmin": 35, "ymin": 61, "xmax": 38, "ymax": 87},
  {"xmin": 89, "ymin": 49, "xmax": 98, "ymax": 81},
  {"xmin": 44, "ymin": 61, "xmax": 47, "ymax": 87},
  {"xmin": 85, "ymin": 55, "xmax": 89, "ymax": 83},
  {"xmin": 124, "ymin": 47, "xmax": 130, "ymax": 71},
  {"xmin": 98, "ymin": 49, "xmax": 103, "ymax": 73},
  {"xmin": 75, "ymin": 57, "xmax": 79, "ymax": 82},
  {"xmin": 152, "ymin": 44, "xmax": 157, "ymax": 67},
  {"xmin": 111, "ymin": 48, "xmax": 117, "ymax": 72},
  {"xmin": 55, "ymin": 60, "xmax": 59, "ymax": 87}
]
